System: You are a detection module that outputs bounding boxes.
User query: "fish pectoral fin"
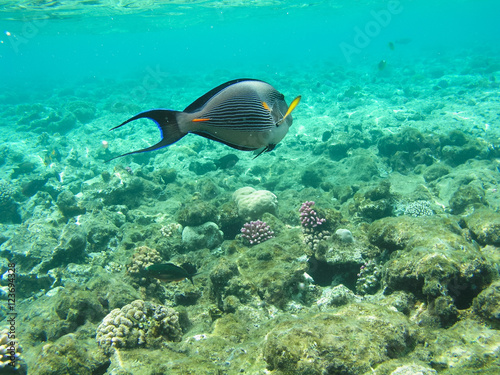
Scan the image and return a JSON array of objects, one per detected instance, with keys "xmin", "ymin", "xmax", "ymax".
[
  {"xmin": 276, "ymin": 95, "xmax": 301, "ymax": 126},
  {"xmin": 252, "ymin": 144, "xmax": 275, "ymax": 159}
]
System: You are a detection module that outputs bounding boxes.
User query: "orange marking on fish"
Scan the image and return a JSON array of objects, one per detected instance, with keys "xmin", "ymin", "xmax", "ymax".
[
  {"xmin": 262, "ymin": 101, "xmax": 271, "ymax": 111},
  {"xmin": 192, "ymin": 118, "xmax": 210, "ymax": 122}
]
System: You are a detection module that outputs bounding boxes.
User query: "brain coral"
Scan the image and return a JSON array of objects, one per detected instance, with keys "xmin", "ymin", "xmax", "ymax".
[{"xmin": 232, "ymin": 187, "xmax": 278, "ymax": 220}]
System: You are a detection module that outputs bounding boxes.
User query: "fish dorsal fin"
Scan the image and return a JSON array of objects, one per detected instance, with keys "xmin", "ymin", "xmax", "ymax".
[{"xmin": 184, "ymin": 78, "xmax": 263, "ymax": 113}]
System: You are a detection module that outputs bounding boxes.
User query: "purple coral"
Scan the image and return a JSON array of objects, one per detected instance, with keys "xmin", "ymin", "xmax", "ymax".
[
  {"xmin": 299, "ymin": 201, "xmax": 326, "ymax": 228},
  {"xmin": 240, "ymin": 220, "xmax": 275, "ymax": 245}
]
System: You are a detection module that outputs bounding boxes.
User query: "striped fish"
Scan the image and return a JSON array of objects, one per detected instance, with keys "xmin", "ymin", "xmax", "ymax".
[{"xmin": 107, "ymin": 79, "xmax": 300, "ymax": 161}]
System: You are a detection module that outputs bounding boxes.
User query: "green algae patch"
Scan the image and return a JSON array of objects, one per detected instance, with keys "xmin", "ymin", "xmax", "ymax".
[
  {"xmin": 370, "ymin": 216, "xmax": 494, "ymax": 310},
  {"xmin": 263, "ymin": 303, "xmax": 419, "ymax": 375},
  {"xmin": 463, "ymin": 208, "xmax": 500, "ymax": 246},
  {"xmin": 235, "ymin": 228, "xmax": 310, "ymax": 308},
  {"xmin": 424, "ymin": 319, "xmax": 500, "ymax": 373}
]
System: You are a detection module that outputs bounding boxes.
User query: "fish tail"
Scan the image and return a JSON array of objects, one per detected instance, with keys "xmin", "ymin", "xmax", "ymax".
[{"xmin": 106, "ymin": 109, "xmax": 185, "ymax": 162}]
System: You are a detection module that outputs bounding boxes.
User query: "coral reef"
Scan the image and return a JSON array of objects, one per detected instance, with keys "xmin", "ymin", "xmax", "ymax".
[
  {"xmin": 299, "ymin": 201, "xmax": 330, "ymax": 252},
  {"xmin": 0, "ymin": 329, "xmax": 26, "ymax": 374},
  {"xmin": 394, "ymin": 199, "xmax": 435, "ymax": 217},
  {"xmin": 96, "ymin": 299, "xmax": 182, "ymax": 354},
  {"xmin": 299, "ymin": 201, "xmax": 326, "ymax": 228},
  {"xmin": 2, "ymin": 24, "xmax": 500, "ymax": 375},
  {"xmin": 126, "ymin": 246, "xmax": 164, "ymax": 297},
  {"xmin": 240, "ymin": 220, "xmax": 275, "ymax": 245},
  {"xmin": 356, "ymin": 259, "xmax": 382, "ymax": 295}
]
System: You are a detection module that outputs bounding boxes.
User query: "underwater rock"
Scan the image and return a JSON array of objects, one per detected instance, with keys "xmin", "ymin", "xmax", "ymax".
[
  {"xmin": 36, "ymin": 333, "xmax": 109, "ymax": 375},
  {"xmin": 232, "ymin": 187, "xmax": 278, "ymax": 220},
  {"xmin": 423, "ymin": 163, "xmax": 450, "ymax": 182},
  {"xmin": 369, "ymin": 216, "xmax": 420, "ymax": 252},
  {"xmin": 449, "ymin": 184, "xmax": 487, "ymax": 214},
  {"xmin": 212, "ymin": 228, "xmax": 310, "ymax": 310},
  {"xmin": 88, "ymin": 274, "xmax": 141, "ymax": 311},
  {"xmin": 36, "ymin": 223, "xmax": 87, "ymax": 273},
  {"xmin": 373, "ymin": 216, "xmax": 493, "ymax": 309},
  {"xmin": 194, "ymin": 178, "xmax": 219, "ymax": 200},
  {"xmin": 441, "ymin": 142, "xmax": 484, "ymax": 166},
  {"xmin": 209, "ymin": 261, "xmax": 240, "ymax": 309},
  {"xmin": 21, "ymin": 176, "xmax": 49, "ymax": 197},
  {"xmin": 0, "ymin": 180, "xmax": 21, "ymax": 224},
  {"xmin": 54, "ymin": 286, "xmax": 106, "ymax": 330},
  {"xmin": 352, "ymin": 180, "xmax": 393, "ymax": 221},
  {"xmin": 182, "ymin": 222, "xmax": 223, "ymax": 251},
  {"xmin": 177, "ymin": 201, "xmax": 218, "ymax": 227},
  {"xmin": 301, "ymin": 170, "xmax": 322, "ymax": 188},
  {"xmin": 425, "ymin": 320, "xmax": 500, "ymax": 372},
  {"xmin": 263, "ymin": 303, "xmax": 418, "ymax": 375},
  {"xmin": 18, "ymin": 285, "xmax": 106, "ymax": 346},
  {"xmin": 66, "ymin": 100, "xmax": 97, "ymax": 124},
  {"xmin": 415, "ymin": 295, "xmax": 459, "ymax": 328},
  {"xmin": 473, "ymin": 280, "xmax": 500, "ymax": 328},
  {"xmin": 56, "ymin": 189, "xmax": 86, "ymax": 217},
  {"xmin": 188, "ymin": 160, "xmax": 217, "ymax": 175},
  {"xmin": 82, "ymin": 214, "xmax": 119, "ymax": 253},
  {"xmin": 463, "ymin": 208, "xmax": 500, "ymax": 246},
  {"xmin": 377, "ymin": 127, "xmax": 436, "ymax": 158},
  {"xmin": 0, "ymin": 221, "xmax": 58, "ymax": 271},
  {"xmin": 316, "ymin": 284, "xmax": 359, "ymax": 310},
  {"xmin": 154, "ymin": 168, "xmax": 177, "ymax": 184},
  {"xmin": 327, "ymin": 142, "xmax": 349, "ymax": 161},
  {"xmin": 96, "ymin": 299, "xmax": 182, "ymax": 354},
  {"xmin": 92, "ymin": 174, "xmax": 156, "ymax": 209},
  {"xmin": 219, "ymin": 201, "xmax": 243, "ymax": 240},
  {"xmin": 236, "ymin": 229, "xmax": 310, "ymax": 308}
]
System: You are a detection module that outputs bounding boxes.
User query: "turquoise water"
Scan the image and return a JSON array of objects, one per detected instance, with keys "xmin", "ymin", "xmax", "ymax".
[{"xmin": 1, "ymin": 0, "xmax": 500, "ymax": 374}]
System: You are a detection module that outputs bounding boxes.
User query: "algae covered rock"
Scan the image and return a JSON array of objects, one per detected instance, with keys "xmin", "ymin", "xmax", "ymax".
[
  {"xmin": 182, "ymin": 221, "xmax": 223, "ymax": 251},
  {"xmin": 473, "ymin": 280, "xmax": 500, "ymax": 328},
  {"xmin": 263, "ymin": 303, "xmax": 418, "ymax": 375},
  {"xmin": 449, "ymin": 184, "xmax": 487, "ymax": 214},
  {"xmin": 211, "ymin": 228, "xmax": 310, "ymax": 310},
  {"xmin": 463, "ymin": 208, "xmax": 500, "ymax": 246},
  {"xmin": 56, "ymin": 189, "xmax": 86, "ymax": 217},
  {"xmin": 232, "ymin": 186, "xmax": 278, "ymax": 220},
  {"xmin": 0, "ymin": 221, "xmax": 86, "ymax": 276},
  {"xmin": 177, "ymin": 201, "xmax": 218, "ymax": 227},
  {"xmin": 423, "ymin": 163, "xmax": 450, "ymax": 182},
  {"xmin": 371, "ymin": 216, "xmax": 493, "ymax": 310},
  {"xmin": 352, "ymin": 180, "xmax": 393, "ymax": 221},
  {"xmin": 425, "ymin": 319, "xmax": 500, "ymax": 372},
  {"xmin": 36, "ymin": 334, "xmax": 108, "ymax": 375}
]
